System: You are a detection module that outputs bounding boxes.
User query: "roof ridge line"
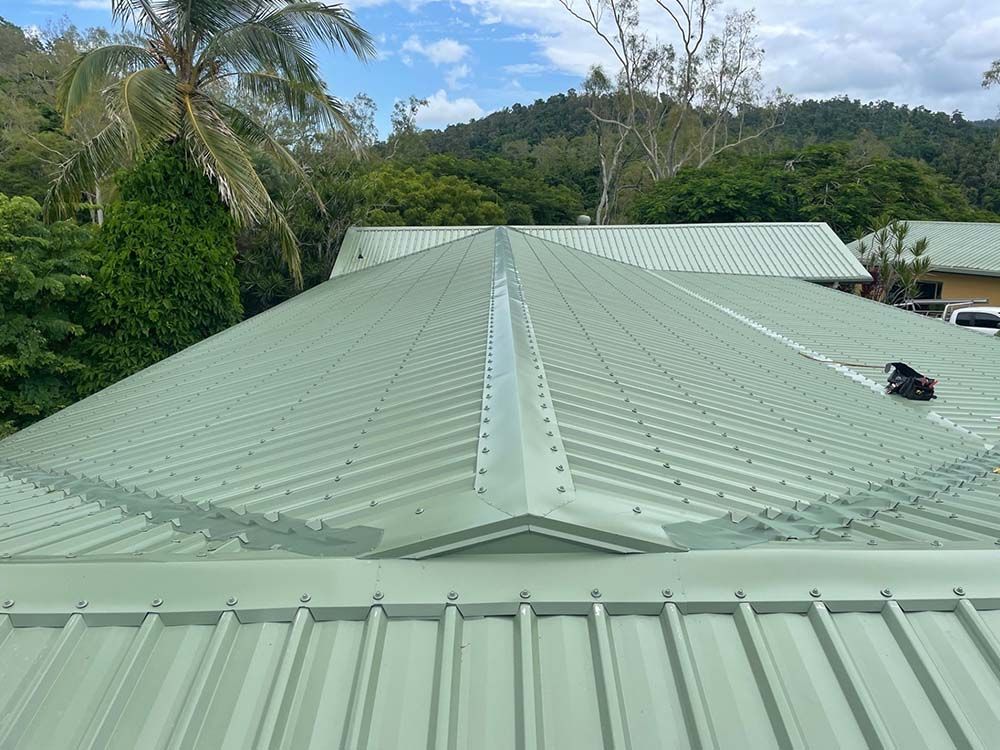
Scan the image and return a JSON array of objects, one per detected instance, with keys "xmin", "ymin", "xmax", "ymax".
[
  {"xmin": 647, "ymin": 270, "xmax": 992, "ymax": 449},
  {"xmin": 472, "ymin": 228, "xmax": 577, "ymax": 519}
]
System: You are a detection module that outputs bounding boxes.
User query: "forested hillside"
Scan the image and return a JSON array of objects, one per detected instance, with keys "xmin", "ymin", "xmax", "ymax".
[{"xmin": 415, "ymin": 92, "xmax": 1000, "ymax": 217}]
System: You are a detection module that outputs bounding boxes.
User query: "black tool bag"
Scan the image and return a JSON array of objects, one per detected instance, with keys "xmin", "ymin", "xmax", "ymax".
[{"xmin": 884, "ymin": 362, "xmax": 937, "ymax": 400}]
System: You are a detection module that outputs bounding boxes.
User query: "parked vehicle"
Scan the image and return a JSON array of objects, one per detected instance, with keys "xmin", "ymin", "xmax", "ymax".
[{"xmin": 944, "ymin": 305, "xmax": 1000, "ymax": 335}]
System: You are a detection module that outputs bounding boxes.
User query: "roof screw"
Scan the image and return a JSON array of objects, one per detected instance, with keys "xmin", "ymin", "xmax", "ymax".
[
  {"xmin": 151, "ymin": 598, "xmax": 163, "ymax": 608},
  {"xmin": 954, "ymin": 587, "xmax": 966, "ymax": 597},
  {"xmin": 447, "ymin": 591, "xmax": 459, "ymax": 601},
  {"xmin": 520, "ymin": 589, "xmax": 531, "ymax": 599},
  {"xmin": 556, "ymin": 486, "xmax": 566, "ymax": 493},
  {"xmin": 300, "ymin": 593, "xmax": 312, "ymax": 603},
  {"xmin": 735, "ymin": 589, "xmax": 746, "ymax": 599},
  {"xmin": 880, "ymin": 588, "xmax": 892, "ymax": 598},
  {"xmin": 633, "ymin": 506, "xmax": 642, "ymax": 514},
  {"xmin": 591, "ymin": 589, "xmax": 601, "ymax": 598},
  {"xmin": 415, "ymin": 507, "xmax": 424, "ymax": 515},
  {"xmin": 867, "ymin": 539, "xmax": 878, "ymax": 546},
  {"xmin": 662, "ymin": 589, "xmax": 673, "ymax": 599},
  {"xmin": 809, "ymin": 588, "xmax": 821, "ymax": 598},
  {"xmin": 373, "ymin": 591, "xmax": 384, "ymax": 601},
  {"xmin": 226, "ymin": 596, "xmax": 238, "ymax": 607},
  {"xmin": 1, "ymin": 599, "xmax": 13, "ymax": 609},
  {"xmin": 477, "ymin": 487, "xmax": 487, "ymax": 494},
  {"xmin": 556, "ymin": 465, "xmax": 564, "ymax": 472},
  {"xmin": 76, "ymin": 600, "xmax": 88, "ymax": 609}
]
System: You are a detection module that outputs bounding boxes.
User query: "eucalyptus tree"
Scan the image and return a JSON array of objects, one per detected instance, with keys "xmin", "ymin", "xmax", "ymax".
[
  {"xmin": 46, "ymin": 0, "xmax": 374, "ymax": 285},
  {"xmin": 559, "ymin": 0, "xmax": 787, "ymax": 185}
]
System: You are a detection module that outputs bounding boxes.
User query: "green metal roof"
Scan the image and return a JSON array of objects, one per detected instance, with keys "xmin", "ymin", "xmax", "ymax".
[
  {"xmin": 1, "ymin": 228, "xmax": 997, "ymax": 555},
  {"xmin": 850, "ymin": 221, "xmax": 1000, "ymax": 277},
  {"xmin": 1, "ymin": 227, "xmax": 995, "ymax": 556},
  {"xmin": 335, "ymin": 223, "xmax": 872, "ymax": 282},
  {"xmin": 665, "ymin": 271, "xmax": 1000, "ymax": 445},
  {"xmin": 4, "ymin": 227, "xmax": 1000, "ymax": 747},
  {"xmin": 1, "ymin": 549, "xmax": 1000, "ymax": 749}
]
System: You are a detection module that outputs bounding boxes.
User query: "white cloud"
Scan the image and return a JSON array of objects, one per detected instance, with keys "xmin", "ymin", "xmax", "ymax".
[
  {"xmin": 33, "ymin": 0, "xmax": 110, "ymax": 7},
  {"xmin": 445, "ymin": 63, "xmax": 472, "ymax": 88},
  {"xmin": 416, "ymin": 89, "xmax": 485, "ymax": 127},
  {"xmin": 503, "ymin": 63, "xmax": 548, "ymax": 75},
  {"xmin": 447, "ymin": 0, "xmax": 1000, "ymax": 118},
  {"xmin": 401, "ymin": 35, "xmax": 471, "ymax": 65}
]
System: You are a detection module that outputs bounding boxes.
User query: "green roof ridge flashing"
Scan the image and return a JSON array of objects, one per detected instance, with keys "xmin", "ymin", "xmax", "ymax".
[{"xmin": 473, "ymin": 228, "xmax": 577, "ymax": 518}]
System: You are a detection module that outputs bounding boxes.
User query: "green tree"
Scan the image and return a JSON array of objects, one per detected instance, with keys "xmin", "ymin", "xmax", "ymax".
[
  {"xmin": 0, "ymin": 194, "xmax": 93, "ymax": 436},
  {"xmin": 632, "ymin": 143, "xmax": 993, "ymax": 239},
  {"xmin": 45, "ymin": 0, "xmax": 374, "ymax": 285},
  {"xmin": 79, "ymin": 149, "xmax": 242, "ymax": 390},
  {"xmin": 364, "ymin": 165, "xmax": 506, "ymax": 226}
]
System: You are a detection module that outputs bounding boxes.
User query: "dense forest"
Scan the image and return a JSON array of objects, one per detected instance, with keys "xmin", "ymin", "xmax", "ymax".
[{"xmin": 2, "ymin": 12, "xmax": 999, "ymax": 435}]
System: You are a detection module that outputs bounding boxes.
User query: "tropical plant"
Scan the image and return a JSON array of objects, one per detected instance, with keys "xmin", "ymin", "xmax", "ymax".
[
  {"xmin": 44, "ymin": 0, "xmax": 374, "ymax": 285},
  {"xmin": 856, "ymin": 219, "xmax": 931, "ymax": 304}
]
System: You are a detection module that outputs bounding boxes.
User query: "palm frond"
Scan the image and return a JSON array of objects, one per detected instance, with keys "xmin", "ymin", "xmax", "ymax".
[
  {"xmin": 44, "ymin": 122, "xmax": 134, "ymax": 220},
  {"xmin": 182, "ymin": 94, "xmax": 303, "ymax": 285},
  {"xmin": 202, "ymin": 21, "xmax": 324, "ymax": 87},
  {"xmin": 218, "ymin": 100, "xmax": 324, "ymax": 208},
  {"xmin": 265, "ymin": 201, "xmax": 304, "ymax": 287},
  {"xmin": 110, "ymin": 0, "xmax": 169, "ymax": 37},
  {"xmin": 110, "ymin": 67, "xmax": 182, "ymax": 152},
  {"xmin": 234, "ymin": 71, "xmax": 351, "ymax": 130},
  {"xmin": 57, "ymin": 45, "xmax": 157, "ymax": 124},
  {"xmin": 259, "ymin": 1, "xmax": 375, "ymax": 59}
]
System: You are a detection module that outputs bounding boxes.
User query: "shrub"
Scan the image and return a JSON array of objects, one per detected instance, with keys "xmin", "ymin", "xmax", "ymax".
[{"xmin": 80, "ymin": 148, "xmax": 242, "ymax": 390}]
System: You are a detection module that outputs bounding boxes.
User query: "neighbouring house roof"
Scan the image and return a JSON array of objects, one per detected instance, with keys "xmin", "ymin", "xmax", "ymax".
[
  {"xmin": 335, "ymin": 222, "xmax": 873, "ymax": 282},
  {"xmin": 850, "ymin": 220, "xmax": 1000, "ymax": 277},
  {"xmin": 2, "ymin": 226, "xmax": 1000, "ymax": 748}
]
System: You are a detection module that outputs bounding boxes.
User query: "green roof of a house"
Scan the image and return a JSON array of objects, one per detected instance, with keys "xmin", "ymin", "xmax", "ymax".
[
  {"xmin": 2, "ymin": 226, "xmax": 1000, "ymax": 748},
  {"xmin": 850, "ymin": 220, "xmax": 1000, "ymax": 277},
  {"xmin": 336, "ymin": 222, "xmax": 872, "ymax": 282}
]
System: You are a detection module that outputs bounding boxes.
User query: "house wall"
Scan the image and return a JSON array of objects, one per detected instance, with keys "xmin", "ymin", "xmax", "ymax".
[{"xmin": 924, "ymin": 271, "xmax": 1000, "ymax": 303}]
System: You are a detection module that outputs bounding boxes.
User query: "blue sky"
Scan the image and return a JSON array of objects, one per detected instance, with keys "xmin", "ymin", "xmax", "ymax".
[{"xmin": 3, "ymin": 0, "xmax": 999, "ymax": 135}]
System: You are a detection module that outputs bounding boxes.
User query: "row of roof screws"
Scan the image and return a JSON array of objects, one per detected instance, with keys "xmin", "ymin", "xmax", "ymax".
[{"xmin": 0, "ymin": 587, "xmax": 973, "ymax": 610}]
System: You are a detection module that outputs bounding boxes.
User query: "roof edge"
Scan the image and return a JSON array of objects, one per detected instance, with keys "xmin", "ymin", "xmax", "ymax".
[{"xmin": 2, "ymin": 546, "xmax": 998, "ymax": 624}]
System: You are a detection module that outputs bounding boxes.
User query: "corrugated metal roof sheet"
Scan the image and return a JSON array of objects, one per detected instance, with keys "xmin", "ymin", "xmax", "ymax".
[
  {"xmin": 662, "ymin": 271, "xmax": 1000, "ymax": 445},
  {"xmin": 850, "ymin": 221, "xmax": 1000, "ymax": 276},
  {"xmin": 1, "ymin": 549, "xmax": 999, "ymax": 749},
  {"xmin": 0, "ymin": 474, "xmax": 245, "ymax": 557},
  {"xmin": 333, "ymin": 223, "xmax": 871, "ymax": 281},
  {"xmin": 1, "ymin": 228, "xmax": 997, "ymax": 554},
  {"xmin": 5, "ymin": 224, "xmax": 1000, "ymax": 748},
  {"xmin": 333, "ymin": 226, "xmax": 488, "ymax": 276}
]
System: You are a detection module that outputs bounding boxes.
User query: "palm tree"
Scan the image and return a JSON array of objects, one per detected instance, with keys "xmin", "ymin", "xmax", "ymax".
[{"xmin": 46, "ymin": 0, "xmax": 374, "ymax": 286}]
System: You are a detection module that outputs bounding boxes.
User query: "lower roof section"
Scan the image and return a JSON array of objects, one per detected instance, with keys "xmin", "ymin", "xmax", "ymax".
[{"xmin": 1, "ymin": 550, "xmax": 1000, "ymax": 749}]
